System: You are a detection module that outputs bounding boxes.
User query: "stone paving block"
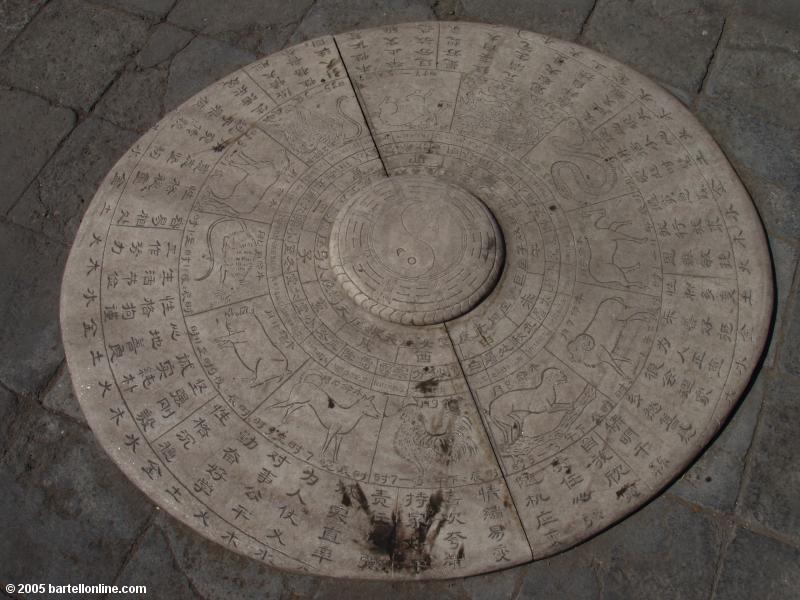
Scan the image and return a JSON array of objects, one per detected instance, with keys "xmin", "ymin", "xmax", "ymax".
[
  {"xmin": 0, "ymin": 0, "xmax": 47, "ymax": 54},
  {"xmin": 0, "ymin": 403, "xmax": 153, "ymax": 585},
  {"xmin": 693, "ymin": 97, "xmax": 800, "ymax": 242},
  {"xmin": 165, "ymin": 36, "xmax": 255, "ymax": 111},
  {"xmin": 713, "ymin": 526, "xmax": 800, "ymax": 599},
  {"xmin": 764, "ymin": 236, "xmax": 798, "ymax": 368},
  {"xmin": 0, "ymin": 0, "xmax": 149, "ymax": 112},
  {"xmin": 738, "ymin": 373, "xmax": 800, "ymax": 539},
  {"xmin": 41, "ymin": 367, "xmax": 88, "ymax": 426},
  {"xmin": 136, "ymin": 23, "xmax": 195, "ymax": 69},
  {"xmin": 289, "ymin": 0, "xmax": 434, "ymax": 46},
  {"xmin": 0, "ymin": 87, "xmax": 75, "ymax": 215},
  {"xmin": 9, "ymin": 117, "xmax": 138, "ymax": 244},
  {"xmin": 93, "ymin": 0, "xmax": 177, "ymax": 19},
  {"xmin": 459, "ymin": 0, "xmax": 596, "ymax": 41},
  {"xmin": 0, "ymin": 223, "xmax": 67, "ymax": 396},
  {"xmin": 582, "ymin": 0, "xmax": 726, "ymax": 94},
  {"xmin": 670, "ymin": 374, "xmax": 764, "ymax": 513},
  {"xmin": 584, "ymin": 496, "xmax": 720, "ymax": 599},
  {"xmin": 0, "ymin": 385, "xmax": 19, "ymax": 456},
  {"xmin": 168, "ymin": 0, "xmax": 313, "ymax": 53},
  {"xmin": 779, "ymin": 296, "xmax": 800, "ymax": 378},
  {"xmin": 515, "ymin": 549, "xmax": 600, "ymax": 599},
  {"xmin": 735, "ymin": 0, "xmax": 800, "ymax": 36},
  {"xmin": 156, "ymin": 513, "xmax": 304, "ymax": 600},
  {"xmin": 460, "ymin": 568, "xmax": 522, "ymax": 600},
  {"xmin": 705, "ymin": 18, "xmax": 800, "ymax": 125},
  {"xmin": 114, "ymin": 525, "xmax": 199, "ymax": 599},
  {"xmin": 95, "ymin": 67, "xmax": 167, "ymax": 132}
]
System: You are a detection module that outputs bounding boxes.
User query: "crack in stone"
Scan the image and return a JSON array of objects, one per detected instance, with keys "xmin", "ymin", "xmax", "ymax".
[
  {"xmin": 696, "ymin": 16, "xmax": 727, "ymax": 96},
  {"xmin": 578, "ymin": 0, "xmax": 600, "ymax": 41}
]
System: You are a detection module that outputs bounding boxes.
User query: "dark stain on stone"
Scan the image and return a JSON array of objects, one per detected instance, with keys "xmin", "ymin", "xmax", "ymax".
[
  {"xmin": 327, "ymin": 395, "xmax": 335, "ymax": 409},
  {"xmin": 457, "ymin": 544, "xmax": 465, "ymax": 562},
  {"xmin": 352, "ymin": 482, "xmax": 370, "ymax": 513},
  {"xmin": 616, "ymin": 482, "xmax": 634, "ymax": 499},
  {"xmin": 415, "ymin": 378, "xmax": 439, "ymax": 394},
  {"xmin": 212, "ymin": 142, "xmax": 226, "ymax": 152},
  {"xmin": 549, "ymin": 204, "xmax": 557, "ymax": 211}
]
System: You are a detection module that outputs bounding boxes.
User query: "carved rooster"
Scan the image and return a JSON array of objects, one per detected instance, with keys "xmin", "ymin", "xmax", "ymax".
[{"xmin": 392, "ymin": 397, "xmax": 478, "ymax": 479}]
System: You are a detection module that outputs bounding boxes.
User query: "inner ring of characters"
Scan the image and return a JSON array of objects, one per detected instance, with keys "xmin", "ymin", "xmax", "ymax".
[{"xmin": 329, "ymin": 176, "xmax": 505, "ymax": 325}]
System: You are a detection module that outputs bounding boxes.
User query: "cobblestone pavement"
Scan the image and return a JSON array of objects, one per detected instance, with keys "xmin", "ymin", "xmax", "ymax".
[{"xmin": 1, "ymin": 1, "xmax": 798, "ymax": 598}]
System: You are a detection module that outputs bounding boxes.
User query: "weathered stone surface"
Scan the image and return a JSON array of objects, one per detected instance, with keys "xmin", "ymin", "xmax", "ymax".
[
  {"xmin": 9, "ymin": 117, "xmax": 138, "ymax": 244},
  {"xmin": 114, "ymin": 524, "xmax": 199, "ymax": 599},
  {"xmin": 41, "ymin": 367, "xmax": 88, "ymax": 426},
  {"xmin": 165, "ymin": 35, "xmax": 255, "ymax": 110},
  {"xmin": 0, "ymin": 403, "xmax": 153, "ymax": 584},
  {"xmin": 0, "ymin": 384, "xmax": 20, "ymax": 456},
  {"xmin": 93, "ymin": 0, "xmax": 177, "ymax": 19},
  {"xmin": 168, "ymin": 0, "xmax": 313, "ymax": 52},
  {"xmin": 778, "ymin": 296, "xmax": 800, "ymax": 378},
  {"xmin": 0, "ymin": 87, "xmax": 75, "ymax": 214},
  {"xmin": 95, "ymin": 67, "xmax": 167, "ymax": 132},
  {"xmin": 670, "ymin": 374, "xmax": 764, "ymax": 512},
  {"xmin": 0, "ymin": 0, "xmax": 149, "ymax": 111},
  {"xmin": 157, "ymin": 514, "xmax": 295, "ymax": 600},
  {"xmin": 459, "ymin": 0, "xmax": 596, "ymax": 41},
  {"xmin": 0, "ymin": 223, "xmax": 67, "ymax": 396},
  {"xmin": 136, "ymin": 23, "xmax": 195, "ymax": 69},
  {"xmin": 736, "ymin": 0, "xmax": 800, "ymax": 23},
  {"xmin": 587, "ymin": 496, "xmax": 721, "ymax": 599},
  {"xmin": 583, "ymin": 0, "xmax": 725, "ymax": 94},
  {"xmin": 0, "ymin": 0, "xmax": 47, "ymax": 54},
  {"xmin": 59, "ymin": 22, "xmax": 773, "ymax": 580},
  {"xmin": 289, "ymin": 0, "xmax": 434, "ymax": 45},
  {"xmin": 764, "ymin": 237, "xmax": 798, "ymax": 368},
  {"xmin": 714, "ymin": 526, "xmax": 800, "ymax": 599},
  {"xmin": 738, "ymin": 373, "xmax": 800, "ymax": 538}
]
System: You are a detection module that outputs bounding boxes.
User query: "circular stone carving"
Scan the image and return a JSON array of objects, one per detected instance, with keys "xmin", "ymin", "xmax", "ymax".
[
  {"xmin": 330, "ymin": 176, "xmax": 504, "ymax": 325},
  {"xmin": 60, "ymin": 22, "xmax": 773, "ymax": 581}
]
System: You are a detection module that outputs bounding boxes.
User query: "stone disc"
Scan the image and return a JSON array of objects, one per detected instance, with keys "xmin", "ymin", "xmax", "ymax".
[{"xmin": 60, "ymin": 22, "xmax": 773, "ymax": 580}]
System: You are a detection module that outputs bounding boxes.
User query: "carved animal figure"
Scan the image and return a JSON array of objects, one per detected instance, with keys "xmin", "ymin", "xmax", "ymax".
[
  {"xmin": 196, "ymin": 217, "xmax": 257, "ymax": 286},
  {"xmin": 488, "ymin": 367, "xmax": 569, "ymax": 446},
  {"xmin": 200, "ymin": 141, "xmax": 289, "ymax": 215},
  {"xmin": 264, "ymin": 95, "xmax": 362, "ymax": 155},
  {"xmin": 567, "ymin": 297, "xmax": 655, "ymax": 378},
  {"xmin": 214, "ymin": 309, "xmax": 287, "ymax": 388},
  {"xmin": 456, "ymin": 83, "xmax": 544, "ymax": 150},
  {"xmin": 550, "ymin": 130, "xmax": 618, "ymax": 203},
  {"xmin": 392, "ymin": 397, "xmax": 479, "ymax": 479},
  {"xmin": 580, "ymin": 207, "xmax": 650, "ymax": 289},
  {"xmin": 268, "ymin": 374, "xmax": 380, "ymax": 462}
]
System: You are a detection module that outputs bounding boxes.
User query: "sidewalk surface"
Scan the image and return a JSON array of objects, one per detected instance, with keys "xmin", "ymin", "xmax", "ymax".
[{"xmin": 1, "ymin": 0, "xmax": 799, "ymax": 598}]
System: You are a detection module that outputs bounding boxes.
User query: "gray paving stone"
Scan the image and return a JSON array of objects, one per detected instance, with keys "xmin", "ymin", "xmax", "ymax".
[
  {"xmin": 583, "ymin": 0, "xmax": 725, "ymax": 95},
  {"xmin": 670, "ymin": 374, "xmax": 764, "ymax": 513},
  {"xmin": 585, "ymin": 495, "xmax": 720, "ymax": 599},
  {"xmin": 136, "ymin": 23, "xmax": 195, "ymax": 69},
  {"xmin": 0, "ymin": 0, "xmax": 149, "ymax": 111},
  {"xmin": 0, "ymin": 0, "xmax": 47, "ymax": 54},
  {"xmin": 167, "ymin": 0, "xmax": 313, "ymax": 53},
  {"xmin": 705, "ymin": 18, "xmax": 800, "ymax": 125},
  {"xmin": 460, "ymin": 567, "xmax": 522, "ymax": 600},
  {"xmin": 515, "ymin": 549, "xmax": 599, "ymax": 599},
  {"xmin": 738, "ymin": 373, "xmax": 800, "ymax": 539},
  {"xmin": 95, "ymin": 67, "xmax": 167, "ymax": 132},
  {"xmin": 289, "ymin": 0, "xmax": 434, "ymax": 45},
  {"xmin": 114, "ymin": 524, "xmax": 199, "ymax": 599},
  {"xmin": 693, "ymin": 97, "xmax": 800, "ymax": 241},
  {"xmin": 0, "ymin": 402, "xmax": 153, "ymax": 584},
  {"xmin": 764, "ymin": 236, "xmax": 798, "ymax": 368},
  {"xmin": 92, "ymin": 0, "xmax": 177, "ymax": 19},
  {"xmin": 165, "ymin": 36, "xmax": 255, "ymax": 111},
  {"xmin": 735, "ymin": 0, "xmax": 800, "ymax": 33},
  {"xmin": 156, "ymin": 513, "xmax": 301, "ymax": 600},
  {"xmin": 459, "ymin": 0, "xmax": 596, "ymax": 41},
  {"xmin": 309, "ymin": 579, "xmax": 463, "ymax": 600},
  {"xmin": 0, "ymin": 87, "xmax": 75, "ymax": 215},
  {"xmin": 713, "ymin": 526, "xmax": 800, "ymax": 600},
  {"xmin": 0, "ymin": 223, "xmax": 67, "ymax": 396},
  {"xmin": 41, "ymin": 367, "xmax": 88, "ymax": 426},
  {"xmin": 0, "ymin": 384, "xmax": 20, "ymax": 456},
  {"xmin": 779, "ymin": 295, "xmax": 800, "ymax": 378},
  {"xmin": 9, "ymin": 117, "xmax": 138, "ymax": 244}
]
